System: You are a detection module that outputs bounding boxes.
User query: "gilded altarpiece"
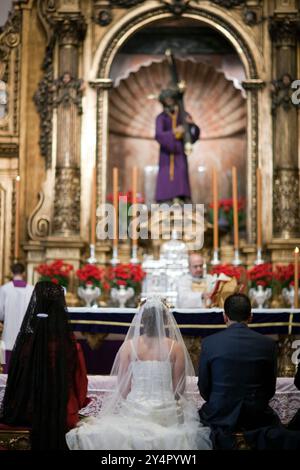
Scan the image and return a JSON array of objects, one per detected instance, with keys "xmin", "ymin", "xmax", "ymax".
[{"xmin": 0, "ymin": 0, "xmax": 299, "ymax": 282}]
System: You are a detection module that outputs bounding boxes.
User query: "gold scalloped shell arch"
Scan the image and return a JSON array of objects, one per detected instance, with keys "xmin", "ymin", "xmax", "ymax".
[{"xmin": 109, "ymin": 59, "xmax": 246, "ymax": 140}]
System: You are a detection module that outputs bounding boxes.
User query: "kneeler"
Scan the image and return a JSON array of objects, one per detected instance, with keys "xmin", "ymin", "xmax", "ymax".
[{"xmin": 0, "ymin": 423, "xmax": 31, "ymax": 450}]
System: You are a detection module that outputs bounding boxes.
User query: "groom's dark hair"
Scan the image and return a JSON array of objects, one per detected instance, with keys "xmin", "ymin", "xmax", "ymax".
[{"xmin": 224, "ymin": 293, "xmax": 252, "ymax": 322}]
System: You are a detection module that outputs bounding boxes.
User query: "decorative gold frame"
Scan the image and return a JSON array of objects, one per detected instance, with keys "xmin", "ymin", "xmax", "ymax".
[{"xmin": 89, "ymin": 2, "xmax": 269, "ymax": 245}]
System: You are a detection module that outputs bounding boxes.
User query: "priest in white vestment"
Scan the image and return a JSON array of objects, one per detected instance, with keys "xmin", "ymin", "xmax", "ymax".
[
  {"xmin": 177, "ymin": 253, "xmax": 216, "ymax": 308},
  {"xmin": 0, "ymin": 263, "xmax": 34, "ymax": 372}
]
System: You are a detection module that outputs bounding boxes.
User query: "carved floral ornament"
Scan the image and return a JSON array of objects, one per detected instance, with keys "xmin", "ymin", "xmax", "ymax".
[
  {"xmin": 270, "ymin": 74, "xmax": 296, "ymax": 114},
  {"xmin": 52, "ymin": 72, "xmax": 85, "ymax": 114}
]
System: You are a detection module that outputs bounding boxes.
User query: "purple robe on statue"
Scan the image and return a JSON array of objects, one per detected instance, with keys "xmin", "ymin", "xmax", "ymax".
[{"xmin": 155, "ymin": 111, "xmax": 200, "ymax": 202}]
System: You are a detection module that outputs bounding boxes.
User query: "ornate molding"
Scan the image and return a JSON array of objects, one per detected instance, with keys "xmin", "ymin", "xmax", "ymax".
[
  {"xmin": 33, "ymin": 36, "xmax": 56, "ymax": 169},
  {"xmin": 0, "ymin": 9, "xmax": 21, "ymax": 61},
  {"xmin": 93, "ymin": 0, "xmax": 247, "ymax": 27},
  {"xmin": 27, "ymin": 191, "xmax": 51, "ymax": 240},
  {"xmin": 271, "ymin": 74, "xmax": 295, "ymax": 114},
  {"xmin": 0, "ymin": 8, "xmax": 21, "ymax": 134},
  {"xmin": 53, "ymin": 167, "xmax": 80, "ymax": 235},
  {"xmin": 161, "ymin": 1, "xmax": 191, "ymax": 16},
  {"xmin": 94, "ymin": 9, "xmax": 113, "ymax": 27},
  {"xmin": 273, "ymin": 168, "xmax": 300, "ymax": 239},
  {"xmin": 89, "ymin": 78, "xmax": 113, "ymax": 89},
  {"xmin": 0, "ymin": 143, "xmax": 19, "ymax": 157},
  {"xmin": 53, "ymin": 73, "xmax": 84, "ymax": 114},
  {"xmin": 269, "ymin": 16, "xmax": 300, "ymax": 44},
  {"xmin": 242, "ymin": 79, "xmax": 265, "ymax": 91},
  {"xmin": 97, "ymin": 6, "xmax": 258, "ymax": 78},
  {"xmin": 34, "ymin": 10, "xmax": 86, "ymax": 168},
  {"xmin": 53, "ymin": 15, "xmax": 87, "ymax": 46},
  {"xmin": 248, "ymin": 88, "xmax": 259, "ymax": 244}
]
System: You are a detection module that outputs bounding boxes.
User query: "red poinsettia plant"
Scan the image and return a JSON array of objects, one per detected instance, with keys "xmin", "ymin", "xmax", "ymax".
[
  {"xmin": 105, "ymin": 263, "xmax": 146, "ymax": 292},
  {"xmin": 208, "ymin": 198, "xmax": 246, "ymax": 229},
  {"xmin": 35, "ymin": 259, "xmax": 74, "ymax": 288},
  {"xmin": 247, "ymin": 263, "xmax": 274, "ymax": 289},
  {"xmin": 273, "ymin": 264, "xmax": 299, "ymax": 289},
  {"xmin": 76, "ymin": 264, "xmax": 105, "ymax": 289},
  {"xmin": 210, "ymin": 264, "xmax": 244, "ymax": 280}
]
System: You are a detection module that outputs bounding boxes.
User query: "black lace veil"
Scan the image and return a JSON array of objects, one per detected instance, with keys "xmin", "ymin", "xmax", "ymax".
[{"xmin": 0, "ymin": 281, "xmax": 77, "ymax": 450}]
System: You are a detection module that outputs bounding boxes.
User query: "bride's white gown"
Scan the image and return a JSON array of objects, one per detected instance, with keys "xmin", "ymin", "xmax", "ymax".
[{"xmin": 66, "ymin": 359, "xmax": 212, "ymax": 450}]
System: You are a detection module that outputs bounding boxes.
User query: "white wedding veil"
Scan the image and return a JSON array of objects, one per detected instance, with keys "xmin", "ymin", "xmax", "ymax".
[{"xmin": 99, "ymin": 296, "xmax": 196, "ymax": 417}]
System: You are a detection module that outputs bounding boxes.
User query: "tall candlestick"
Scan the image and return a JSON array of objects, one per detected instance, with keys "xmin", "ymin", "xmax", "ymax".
[
  {"xmin": 256, "ymin": 167, "xmax": 262, "ymax": 250},
  {"xmin": 232, "ymin": 166, "xmax": 239, "ymax": 250},
  {"xmin": 212, "ymin": 167, "xmax": 219, "ymax": 251},
  {"xmin": 295, "ymin": 247, "xmax": 299, "ymax": 308},
  {"xmin": 113, "ymin": 167, "xmax": 119, "ymax": 249},
  {"xmin": 14, "ymin": 175, "xmax": 20, "ymax": 261},
  {"xmin": 90, "ymin": 167, "xmax": 97, "ymax": 246},
  {"xmin": 132, "ymin": 166, "xmax": 138, "ymax": 247}
]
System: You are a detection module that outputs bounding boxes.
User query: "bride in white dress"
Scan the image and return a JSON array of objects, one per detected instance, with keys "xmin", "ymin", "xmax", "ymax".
[{"xmin": 66, "ymin": 297, "xmax": 212, "ymax": 450}]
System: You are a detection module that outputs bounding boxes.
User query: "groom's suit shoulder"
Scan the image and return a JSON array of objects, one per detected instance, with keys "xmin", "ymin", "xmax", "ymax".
[{"xmin": 201, "ymin": 324, "xmax": 276, "ymax": 350}]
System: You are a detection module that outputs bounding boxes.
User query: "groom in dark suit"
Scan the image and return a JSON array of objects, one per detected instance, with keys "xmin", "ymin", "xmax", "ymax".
[{"xmin": 198, "ymin": 293, "xmax": 279, "ymax": 448}]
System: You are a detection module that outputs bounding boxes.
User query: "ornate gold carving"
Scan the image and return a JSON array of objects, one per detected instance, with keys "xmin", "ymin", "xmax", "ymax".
[
  {"xmin": 0, "ymin": 7, "xmax": 21, "ymax": 134},
  {"xmin": 94, "ymin": 9, "xmax": 113, "ymax": 27},
  {"xmin": 249, "ymin": 89, "xmax": 258, "ymax": 244},
  {"xmin": 33, "ymin": 36, "xmax": 56, "ymax": 168},
  {"xmin": 27, "ymin": 191, "xmax": 51, "ymax": 240},
  {"xmin": 273, "ymin": 168, "xmax": 300, "ymax": 238},
  {"xmin": 53, "ymin": 72, "xmax": 84, "ymax": 114},
  {"xmin": 269, "ymin": 16, "xmax": 300, "ymax": 45},
  {"xmin": 271, "ymin": 73, "xmax": 296, "ymax": 114},
  {"xmin": 0, "ymin": 9, "xmax": 21, "ymax": 57},
  {"xmin": 34, "ymin": 9, "xmax": 86, "ymax": 168},
  {"xmin": 0, "ymin": 143, "xmax": 18, "ymax": 157},
  {"xmin": 97, "ymin": 6, "xmax": 258, "ymax": 78},
  {"xmin": 53, "ymin": 167, "xmax": 80, "ymax": 235},
  {"xmin": 161, "ymin": 1, "xmax": 191, "ymax": 16},
  {"xmin": 54, "ymin": 15, "xmax": 87, "ymax": 47}
]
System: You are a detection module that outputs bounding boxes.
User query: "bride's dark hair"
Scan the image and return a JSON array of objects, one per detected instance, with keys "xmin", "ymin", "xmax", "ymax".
[
  {"xmin": 142, "ymin": 303, "xmax": 168, "ymax": 337},
  {"xmin": 0, "ymin": 281, "xmax": 77, "ymax": 450},
  {"xmin": 99, "ymin": 297, "xmax": 195, "ymax": 418}
]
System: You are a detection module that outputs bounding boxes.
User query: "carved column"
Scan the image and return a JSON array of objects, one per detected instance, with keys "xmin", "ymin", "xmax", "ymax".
[
  {"xmin": 52, "ymin": 14, "xmax": 86, "ymax": 236},
  {"xmin": 269, "ymin": 17, "xmax": 300, "ymax": 239},
  {"xmin": 242, "ymin": 79, "xmax": 264, "ymax": 244},
  {"xmin": 89, "ymin": 78, "xmax": 113, "ymax": 263},
  {"xmin": 89, "ymin": 79, "xmax": 113, "ymax": 207}
]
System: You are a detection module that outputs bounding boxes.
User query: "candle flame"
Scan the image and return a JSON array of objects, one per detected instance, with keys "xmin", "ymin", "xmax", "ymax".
[{"xmin": 295, "ymin": 247, "xmax": 299, "ymax": 254}]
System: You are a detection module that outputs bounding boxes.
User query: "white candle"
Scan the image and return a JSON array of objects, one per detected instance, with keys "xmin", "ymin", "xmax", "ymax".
[{"xmin": 14, "ymin": 175, "xmax": 20, "ymax": 260}]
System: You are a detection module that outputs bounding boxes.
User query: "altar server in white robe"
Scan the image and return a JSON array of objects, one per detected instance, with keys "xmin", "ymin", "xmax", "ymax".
[
  {"xmin": 177, "ymin": 253, "xmax": 216, "ymax": 308},
  {"xmin": 0, "ymin": 263, "xmax": 34, "ymax": 372}
]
